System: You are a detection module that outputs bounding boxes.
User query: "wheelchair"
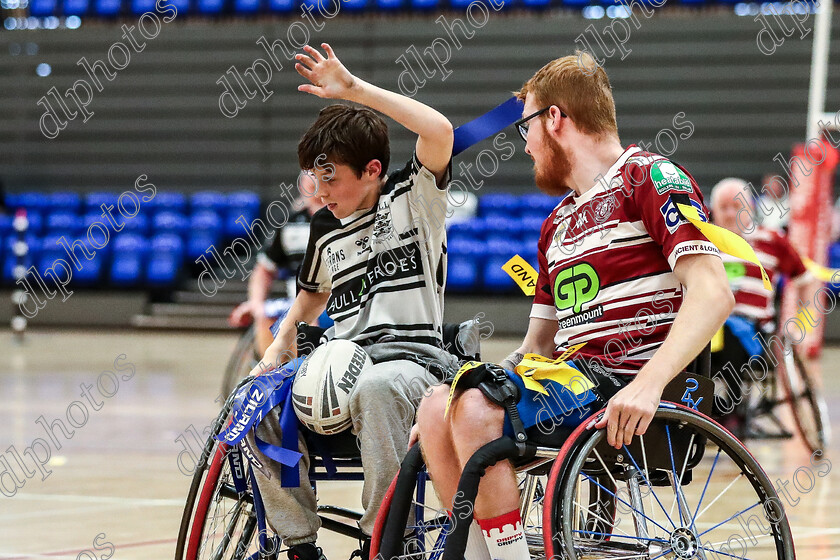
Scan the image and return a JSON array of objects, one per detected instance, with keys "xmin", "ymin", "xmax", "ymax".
[
  {"xmin": 370, "ymin": 346, "xmax": 797, "ymax": 560},
  {"xmin": 176, "ymin": 320, "xmax": 482, "ymax": 560},
  {"xmin": 712, "ymin": 319, "xmax": 829, "ymax": 454}
]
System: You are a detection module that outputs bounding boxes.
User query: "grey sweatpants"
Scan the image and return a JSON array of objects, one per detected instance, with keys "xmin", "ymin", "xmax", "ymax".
[{"xmin": 245, "ymin": 341, "xmax": 458, "ymax": 546}]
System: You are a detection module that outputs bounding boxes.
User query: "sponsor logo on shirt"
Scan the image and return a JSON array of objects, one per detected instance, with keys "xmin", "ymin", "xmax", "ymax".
[
  {"xmin": 659, "ymin": 197, "xmax": 706, "ymax": 234},
  {"xmin": 651, "ymin": 161, "xmax": 693, "ymax": 195},
  {"xmin": 325, "ymin": 247, "xmax": 346, "ymax": 273},
  {"xmin": 554, "ymin": 262, "xmax": 600, "ymax": 314}
]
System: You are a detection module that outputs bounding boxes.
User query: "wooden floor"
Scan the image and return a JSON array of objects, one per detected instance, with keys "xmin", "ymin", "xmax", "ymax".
[{"xmin": 1, "ymin": 328, "xmax": 839, "ymax": 559}]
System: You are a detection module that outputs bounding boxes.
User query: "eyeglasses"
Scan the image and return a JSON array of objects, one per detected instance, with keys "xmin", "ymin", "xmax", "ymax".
[{"xmin": 514, "ymin": 106, "xmax": 566, "ymax": 142}]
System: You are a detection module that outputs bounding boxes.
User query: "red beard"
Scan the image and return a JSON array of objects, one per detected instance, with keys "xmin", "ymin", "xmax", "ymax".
[{"xmin": 534, "ymin": 128, "xmax": 572, "ymax": 197}]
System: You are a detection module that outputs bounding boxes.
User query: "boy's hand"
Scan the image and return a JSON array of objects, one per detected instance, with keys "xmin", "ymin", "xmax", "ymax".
[{"xmin": 295, "ymin": 43, "xmax": 356, "ymax": 100}]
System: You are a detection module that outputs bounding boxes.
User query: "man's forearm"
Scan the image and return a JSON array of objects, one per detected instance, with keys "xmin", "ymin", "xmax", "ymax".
[{"xmin": 345, "ymin": 79, "xmax": 452, "ymax": 147}]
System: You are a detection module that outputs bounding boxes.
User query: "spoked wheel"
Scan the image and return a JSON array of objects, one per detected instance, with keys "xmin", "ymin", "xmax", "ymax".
[
  {"xmin": 545, "ymin": 404, "xmax": 795, "ymax": 560},
  {"xmin": 777, "ymin": 342, "xmax": 830, "ymax": 453},
  {"xmin": 370, "ymin": 465, "xmax": 547, "ymax": 559},
  {"xmin": 176, "ymin": 380, "xmax": 279, "ymax": 560},
  {"xmin": 221, "ymin": 326, "xmax": 258, "ymax": 398}
]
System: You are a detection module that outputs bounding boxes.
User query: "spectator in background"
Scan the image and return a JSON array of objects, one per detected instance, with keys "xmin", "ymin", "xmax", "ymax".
[
  {"xmin": 756, "ymin": 173, "xmax": 790, "ymax": 232},
  {"xmin": 709, "ymin": 177, "xmax": 811, "ymax": 419},
  {"xmin": 228, "ymin": 173, "xmax": 324, "ymax": 354}
]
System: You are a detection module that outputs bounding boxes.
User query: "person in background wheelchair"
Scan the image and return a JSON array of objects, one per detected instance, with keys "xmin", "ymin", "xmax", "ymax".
[
  {"xmin": 413, "ymin": 52, "xmax": 735, "ymax": 560},
  {"xmin": 707, "ymin": 178, "xmax": 812, "ymax": 424},
  {"xmin": 228, "ymin": 173, "xmax": 325, "ymax": 355},
  {"xmin": 243, "ymin": 43, "xmax": 459, "ymax": 560}
]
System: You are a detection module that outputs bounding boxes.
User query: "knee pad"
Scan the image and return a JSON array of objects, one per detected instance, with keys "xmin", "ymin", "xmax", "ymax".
[{"xmin": 443, "ymin": 363, "xmax": 521, "ymax": 407}]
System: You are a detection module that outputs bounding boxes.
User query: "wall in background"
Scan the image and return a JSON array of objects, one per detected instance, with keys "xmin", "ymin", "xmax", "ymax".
[{"xmin": 1, "ymin": 9, "xmax": 838, "ymax": 197}]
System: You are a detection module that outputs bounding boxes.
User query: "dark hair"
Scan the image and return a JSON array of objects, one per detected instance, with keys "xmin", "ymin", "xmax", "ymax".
[{"xmin": 298, "ymin": 104, "xmax": 390, "ymax": 179}]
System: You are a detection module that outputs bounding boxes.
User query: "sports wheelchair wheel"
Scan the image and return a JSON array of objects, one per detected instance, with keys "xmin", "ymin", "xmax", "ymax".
[
  {"xmin": 176, "ymin": 378, "xmax": 278, "ymax": 560},
  {"xmin": 221, "ymin": 326, "xmax": 258, "ymax": 398},
  {"xmin": 777, "ymin": 341, "xmax": 830, "ymax": 453},
  {"xmin": 544, "ymin": 404, "xmax": 795, "ymax": 560},
  {"xmin": 370, "ymin": 446, "xmax": 548, "ymax": 560}
]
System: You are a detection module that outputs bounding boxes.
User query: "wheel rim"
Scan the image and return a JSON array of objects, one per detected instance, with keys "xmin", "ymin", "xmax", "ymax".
[
  {"xmin": 778, "ymin": 346, "xmax": 830, "ymax": 453},
  {"xmin": 186, "ymin": 443, "xmax": 268, "ymax": 560},
  {"xmin": 551, "ymin": 407, "xmax": 794, "ymax": 560}
]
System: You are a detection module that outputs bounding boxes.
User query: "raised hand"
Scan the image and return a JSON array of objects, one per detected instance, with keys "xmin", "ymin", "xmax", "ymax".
[{"xmin": 295, "ymin": 43, "xmax": 356, "ymax": 100}]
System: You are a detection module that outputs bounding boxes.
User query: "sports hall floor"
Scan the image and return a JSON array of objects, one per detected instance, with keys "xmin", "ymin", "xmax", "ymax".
[{"xmin": 1, "ymin": 329, "xmax": 839, "ymax": 559}]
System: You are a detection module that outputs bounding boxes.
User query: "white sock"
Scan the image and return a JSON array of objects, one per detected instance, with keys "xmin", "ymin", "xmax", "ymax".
[
  {"xmin": 464, "ymin": 520, "xmax": 491, "ymax": 560},
  {"xmin": 477, "ymin": 510, "xmax": 528, "ymax": 560}
]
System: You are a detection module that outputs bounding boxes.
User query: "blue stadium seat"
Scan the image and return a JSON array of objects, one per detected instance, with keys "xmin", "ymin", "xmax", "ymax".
[
  {"xmin": 521, "ymin": 0, "xmax": 549, "ymax": 8},
  {"xmin": 342, "ymin": 0, "xmax": 367, "ymax": 10},
  {"xmin": 23, "ymin": 212, "xmax": 44, "ymax": 236},
  {"xmin": 268, "ymin": 0, "xmax": 296, "ymax": 11},
  {"xmin": 0, "ymin": 215, "xmax": 12, "ymax": 236},
  {"xmin": 519, "ymin": 193, "xmax": 559, "ymax": 217},
  {"xmin": 3, "ymin": 254, "xmax": 33, "ymax": 285},
  {"xmin": 47, "ymin": 212, "xmax": 84, "ymax": 237},
  {"xmin": 147, "ymin": 234, "xmax": 184, "ymax": 286},
  {"xmin": 482, "ymin": 238, "xmax": 520, "ymax": 292},
  {"xmin": 447, "ymin": 217, "xmax": 487, "ymax": 240},
  {"xmin": 411, "ymin": 0, "xmax": 437, "ymax": 10},
  {"xmin": 146, "ymin": 254, "xmax": 180, "ymax": 286},
  {"xmin": 153, "ymin": 212, "xmax": 189, "ymax": 237},
  {"xmin": 94, "ymin": 0, "xmax": 122, "ymax": 15},
  {"xmin": 170, "ymin": 0, "xmax": 190, "ymax": 12},
  {"xmin": 479, "ymin": 193, "xmax": 520, "ymax": 219},
  {"xmin": 29, "ymin": 0, "xmax": 57, "ymax": 16},
  {"xmin": 152, "ymin": 233, "xmax": 185, "ymax": 259},
  {"xmin": 85, "ymin": 192, "xmax": 119, "ymax": 212},
  {"xmin": 375, "ymin": 0, "xmax": 402, "ymax": 8},
  {"xmin": 226, "ymin": 191, "xmax": 261, "ymax": 237},
  {"xmin": 64, "ymin": 0, "xmax": 90, "ymax": 13},
  {"xmin": 49, "ymin": 192, "xmax": 82, "ymax": 213},
  {"xmin": 447, "ymin": 238, "xmax": 486, "ymax": 292},
  {"xmin": 196, "ymin": 0, "xmax": 224, "ymax": 12},
  {"xmin": 484, "ymin": 217, "xmax": 523, "ymax": 244},
  {"xmin": 121, "ymin": 213, "xmax": 149, "ymax": 236},
  {"xmin": 234, "ymin": 0, "xmax": 261, "ymax": 12},
  {"xmin": 130, "ymin": 0, "xmax": 154, "ymax": 13},
  {"xmin": 15, "ymin": 193, "xmax": 50, "ymax": 212},
  {"xmin": 110, "ymin": 234, "xmax": 148, "ymax": 286},
  {"xmin": 147, "ymin": 192, "xmax": 187, "ymax": 215},
  {"xmin": 191, "ymin": 191, "xmax": 227, "ymax": 213},
  {"xmin": 191, "ymin": 210, "xmax": 223, "ymax": 233},
  {"xmin": 227, "ymin": 191, "xmax": 261, "ymax": 212},
  {"xmin": 187, "ymin": 232, "xmax": 219, "ymax": 261},
  {"xmin": 6, "ymin": 234, "xmax": 39, "ymax": 265}
]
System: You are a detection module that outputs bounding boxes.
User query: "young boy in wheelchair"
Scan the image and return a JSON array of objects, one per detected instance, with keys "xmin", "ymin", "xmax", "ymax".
[
  {"xmin": 242, "ymin": 43, "xmax": 461, "ymax": 560},
  {"xmin": 707, "ymin": 178, "xmax": 812, "ymax": 423},
  {"xmin": 413, "ymin": 53, "xmax": 735, "ymax": 560}
]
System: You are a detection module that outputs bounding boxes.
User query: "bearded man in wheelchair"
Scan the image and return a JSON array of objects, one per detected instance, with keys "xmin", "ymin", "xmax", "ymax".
[{"xmin": 411, "ymin": 54, "xmax": 741, "ymax": 560}]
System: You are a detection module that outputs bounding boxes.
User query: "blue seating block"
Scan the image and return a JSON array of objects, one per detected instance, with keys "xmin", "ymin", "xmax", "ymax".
[
  {"xmin": 130, "ymin": 0, "xmax": 155, "ymax": 14},
  {"xmin": 47, "ymin": 212, "xmax": 84, "ymax": 237},
  {"xmin": 268, "ymin": 0, "xmax": 296, "ymax": 11},
  {"xmin": 147, "ymin": 254, "xmax": 180, "ymax": 286},
  {"xmin": 29, "ymin": 0, "xmax": 57, "ymax": 16},
  {"xmin": 187, "ymin": 232, "xmax": 219, "ymax": 261},
  {"xmin": 234, "ymin": 0, "xmax": 261, "ymax": 12},
  {"xmin": 14, "ymin": 193, "xmax": 50, "ymax": 212},
  {"xmin": 152, "ymin": 233, "xmax": 185, "ymax": 258},
  {"xmin": 197, "ymin": 0, "xmax": 224, "ymax": 11},
  {"xmin": 122, "ymin": 214, "xmax": 149, "ymax": 236},
  {"xmin": 148, "ymin": 192, "xmax": 187, "ymax": 215},
  {"xmin": 49, "ymin": 192, "xmax": 82, "ymax": 212},
  {"xmin": 85, "ymin": 192, "xmax": 119, "ymax": 212},
  {"xmin": 154, "ymin": 212, "xmax": 189, "ymax": 236},
  {"xmin": 376, "ymin": 0, "xmax": 402, "ymax": 8},
  {"xmin": 191, "ymin": 191, "xmax": 227, "ymax": 212},
  {"xmin": 94, "ymin": 0, "xmax": 122, "ymax": 15}
]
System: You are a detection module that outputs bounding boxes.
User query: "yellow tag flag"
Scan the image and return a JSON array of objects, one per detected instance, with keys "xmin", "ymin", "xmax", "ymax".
[
  {"xmin": 675, "ymin": 202, "xmax": 771, "ymax": 291},
  {"xmin": 803, "ymin": 257, "xmax": 838, "ymax": 283},
  {"xmin": 513, "ymin": 351, "xmax": 594, "ymax": 396},
  {"xmin": 711, "ymin": 327, "xmax": 724, "ymax": 352},
  {"xmin": 443, "ymin": 361, "xmax": 485, "ymax": 418},
  {"xmin": 502, "ymin": 255, "xmax": 537, "ymax": 296}
]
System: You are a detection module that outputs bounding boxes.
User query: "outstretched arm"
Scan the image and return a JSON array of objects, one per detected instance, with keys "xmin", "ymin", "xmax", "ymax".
[{"xmin": 295, "ymin": 43, "xmax": 453, "ymax": 181}]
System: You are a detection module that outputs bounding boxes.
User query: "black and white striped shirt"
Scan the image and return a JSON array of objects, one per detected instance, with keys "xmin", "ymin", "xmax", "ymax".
[{"xmin": 298, "ymin": 153, "xmax": 450, "ymax": 348}]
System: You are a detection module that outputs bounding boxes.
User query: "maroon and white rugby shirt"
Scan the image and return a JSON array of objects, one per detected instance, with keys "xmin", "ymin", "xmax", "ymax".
[
  {"xmin": 723, "ymin": 226, "xmax": 807, "ymax": 325},
  {"xmin": 531, "ymin": 146, "xmax": 720, "ymax": 376}
]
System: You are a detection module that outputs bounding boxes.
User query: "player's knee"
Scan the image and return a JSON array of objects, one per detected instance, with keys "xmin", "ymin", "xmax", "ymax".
[
  {"xmin": 451, "ymin": 388, "xmax": 504, "ymax": 430},
  {"xmin": 417, "ymin": 385, "xmax": 449, "ymax": 433}
]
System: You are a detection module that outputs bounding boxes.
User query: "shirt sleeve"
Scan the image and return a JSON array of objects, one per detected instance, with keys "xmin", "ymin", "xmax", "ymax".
[
  {"xmin": 258, "ymin": 229, "xmax": 289, "ymax": 274},
  {"xmin": 296, "ymin": 211, "xmax": 333, "ymax": 294},
  {"xmin": 530, "ymin": 212, "xmax": 557, "ymax": 320},
  {"xmin": 625, "ymin": 157, "xmax": 720, "ymax": 270},
  {"xmin": 775, "ymin": 231, "xmax": 808, "ymax": 280}
]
